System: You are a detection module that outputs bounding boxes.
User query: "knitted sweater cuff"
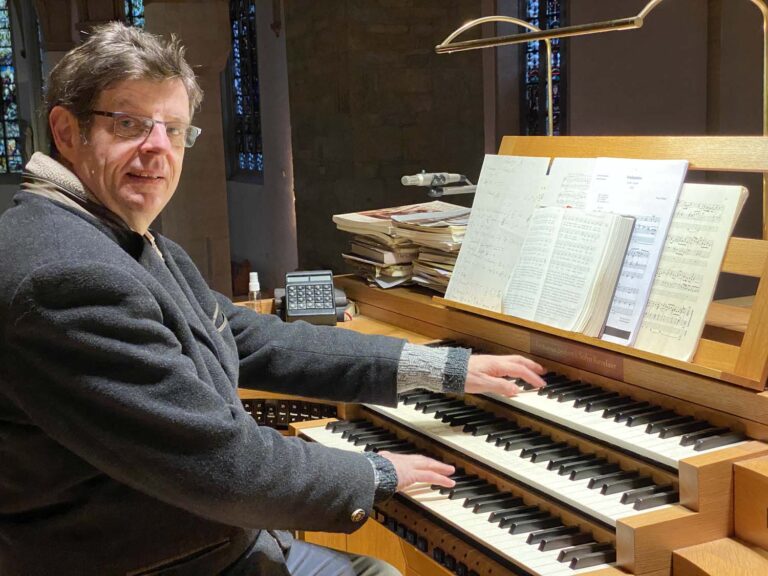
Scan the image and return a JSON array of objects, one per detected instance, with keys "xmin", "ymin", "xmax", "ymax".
[{"xmin": 396, "ymin": 343, "xmax": 470, "ymax": 395}]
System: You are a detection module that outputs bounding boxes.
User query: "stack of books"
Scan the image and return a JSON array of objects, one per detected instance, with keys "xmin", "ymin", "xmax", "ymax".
[
  {"xmin": 391, "ymin": 206, "xmax": 469, "ymax": 293},
  {"xmin": 333, "ymin": 200, "xmax": 468, "ymax": 289}
]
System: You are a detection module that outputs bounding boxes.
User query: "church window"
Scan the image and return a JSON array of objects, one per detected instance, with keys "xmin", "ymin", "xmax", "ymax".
[{"xmin": 0, "ymin": 0, "xmax": 21, "ymax": 173}]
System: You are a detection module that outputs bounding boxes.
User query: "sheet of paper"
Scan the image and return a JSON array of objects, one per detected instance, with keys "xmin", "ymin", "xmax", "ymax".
[
  {"xmin": 540, "ymin": 157, "xmax": 595, "ymax": 209},
  {"xmin": 445, "ymin": 154, "xmax": 550, "ymax": 311},
  {"xmin": 634, "ymin": 183, "xmax": 748, "ymax": 361},
  {"xmin": 586, "ymin": 157, "xmax": 688, "ymax": 346}
]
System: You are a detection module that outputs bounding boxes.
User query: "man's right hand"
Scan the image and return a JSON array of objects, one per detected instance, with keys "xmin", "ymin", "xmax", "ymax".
[{"xmin": 378, "ymin": 451, "xmax": 456, "ymax": 491}]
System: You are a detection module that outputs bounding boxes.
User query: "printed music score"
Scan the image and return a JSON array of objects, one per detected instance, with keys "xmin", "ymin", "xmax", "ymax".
[{"xmin": 634, "ymin": 183, "xmax": 748, "ymax": 361}]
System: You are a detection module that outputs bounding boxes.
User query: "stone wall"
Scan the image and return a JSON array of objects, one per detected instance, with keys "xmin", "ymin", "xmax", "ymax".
[{"xmin": 285, "ymin": 0, "xmax": 484, "ymax": 271}]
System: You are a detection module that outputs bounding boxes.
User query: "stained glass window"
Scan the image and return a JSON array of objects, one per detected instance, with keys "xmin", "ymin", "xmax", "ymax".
[
  {"xmin": 522, "ymin": 0, "xmax": 564, "ymax": 135},
  {"xmin": 124, "ymin": 0, "xmax": 145, "ymax": 28},
  {"xmin": 229, "ymin": 0, "xmax": 264, "ymax": 174},
  {"xmin": 0, "ymin": 0, "xmax": 21, "ymax": 173}
]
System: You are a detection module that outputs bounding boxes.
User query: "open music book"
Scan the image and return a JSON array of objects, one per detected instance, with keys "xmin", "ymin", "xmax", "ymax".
[{"xmin": 501, "ymin": 206, "xmax": 635, "ymax": 337}]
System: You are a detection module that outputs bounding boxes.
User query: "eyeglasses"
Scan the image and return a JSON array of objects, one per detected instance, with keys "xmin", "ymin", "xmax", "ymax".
[{"xmin": 89, "ymin": 110, "xmax": 202, "ymax": 148}]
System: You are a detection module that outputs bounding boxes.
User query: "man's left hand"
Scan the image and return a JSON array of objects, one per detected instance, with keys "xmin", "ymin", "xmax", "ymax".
[{"xmin": 464, "ymin": 354, "xmax": 546, "ymax": 397}]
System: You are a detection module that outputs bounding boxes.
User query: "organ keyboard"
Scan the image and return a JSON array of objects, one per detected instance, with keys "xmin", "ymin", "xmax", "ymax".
[{"xmin": 289, "ymin": 136, "xmax": 768, "ymax": 576}]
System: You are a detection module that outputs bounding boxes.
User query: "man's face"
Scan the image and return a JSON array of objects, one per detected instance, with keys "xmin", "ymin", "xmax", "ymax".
[{"xmin": 64, "ymin": 78, "xmax": 191, "ymax": 234}]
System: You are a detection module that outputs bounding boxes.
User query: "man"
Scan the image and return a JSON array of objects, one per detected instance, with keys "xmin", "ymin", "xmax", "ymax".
[{"xmin": 0, "ymin": 23, "xmax": 545, "ymax": 576}]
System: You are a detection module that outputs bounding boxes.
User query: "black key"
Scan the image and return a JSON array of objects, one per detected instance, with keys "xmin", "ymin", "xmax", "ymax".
[
  {"xmin": 414, "ymin": 396, "xmax": 450, "ymax": 410},
  {"xmin": 439, "ymin": 479, "xmax": 485, "ymax": 495},
  {"xmin": 492, "ymin": 429, "xmax": 537, "ymax": 446},
  {"xmin": 505, "ymin": 435, "xmax": 552, "ymax": 452},
  {"xmin": 326, "ymin": 419, "xmax": 366, "ymax": 432},
  {"xmin": 458, "ymin": 415, "xmax": 502, "ymax": 431},
  {"xmin": 556, "ymin": 385, "xmax": 597, "ymax": 403},
  {"xmin": 473, "ymin": 496, "xmax": 524, "ymax": 514},
  {"xmin": 634, "ymin": 488, "xmax": 679, "ymax": 509},
  {"xmin": 347, "ymin": 427, "xmax": 386, "ymax": 442},
  {"xmin": 450, "ymin": 484, "xmax": 498, "ymax": 500},
  {"xmin": 621, "ymin": 484, "xmax": 669, "ymax": 504},
  {"xmin": 603, "ymin": 401, "xmax": 650, "ymax": 419},
  {"xmin": 587, "ymin": 470, "xmax": 636, "ymax": 490},
  {"xmin": 365, "ymin": 440, "xmax": 410, "ymax": 452},
  {"xmin": 509, "ymin": 516, "xmax": 561, "ymax": 534},
  {"xmin": 416, "ymin": 536, "xmax": 428, "ymax": 552},
  {"xmin": 433, "ymin": 474, "xmax": 476, "ymax": 490},
  {"xmin": 546, "ymin": 380, "xmax": 585, "ymax": 398},
  {"xmin": 402, "ymin": 392, "xmax": 441, "ymax": 405},
  {"xmin": 462, "ymin": 491, "xmax": 503, "ymax": 508},
  {"xmin": 443, "ymin": 410, "xmax": 487, "ymax": 427},
  {"xmin": 646, "ymin": 415, "xmax": 694, "ymax": 434},
  {"xmin": 484, "ymin": 423, "xmax": 524, "ymax": 441},
  {"xmin": 464, "ymin": 418, "xmax": 508, "ymax": 435},
  {"xmin": 519, "ymin": 441, "xmax": 566, "ymax": 458},
  {"xmin": 489, "ymin": 505, "xmax": 538, "ymax": 523},
  {"xmin": 548, "ymin": 454, "xmax": 594, "ymax": 471},
  {"xmin": 420, "ymin": 399, "xmax": 464, "ymax": 414},
  {"xmin": 341, "ymin": 422, "xmax": 376, "ymax": 439},
  {"xmin": 558, "ymin": 458, "xmax": 605, "ymax": 476},
  {"xmin": 570, "ymin": 463, "xmax": 620, "ymax": 481},
  {"xmin": 602, "ymin": 475, "xmax": 655, "ymax": 495},
  {"xmin": 526, "ymin": 525, "xmax": 577, "ymax": 545},
  {"xmin": 694, "ymin": 431, "xmax": 745, "ymax": 451},
  {"xmin": 529, "ymin": 446, "xmax": 580, "ymax": 464},
  {"xmin": 498, "ymin": 511, "xmax": 549, "ymax": 529},
  {"xmin": 436, "ymin": 405, "xmax": 476, "ymax": 419},
  {"xmin": 574, "ymin": 391, "xmax": 617, "ymax": 408},
  {"xmin": 613, "ymin": 403, "xmax": 655, "ymax": 422},
  {"xmin": 557, "ymin": 542, "xmax": 613, "ymax": 563},
  {"xmin": 352, "ymin": 432, "xmax": 394, "ymax": 446},
  {"xmin": 570, "ymin": 548, "xmax": 616, "ymax": 569},
  {"xmin": 543, "ymin": 372, "xmax": 568, "ymax": 384},
  {"xmin": 539, "ymin": 532, "xmax": 594, "ymax": 551},
  {"xmin": 585, "ymin": 395, "xmax": 635, "ymax": 413},
  {"xmin": 398, "ymin": 389, "xmax": 429, "ymax": 399},
  {"xmin": 659, "ymin": 420, "xmax": 710, "ymax": 439},
  {"xmin": 536, "ymin": 379, "xmax": 572, "ymax": 396},
  {"xmin": 626, "ymin": 409, "xmax": 677, "ymax": 427},
  {"xmin": 680, "ymin": 426, "xmax": 730, "ymax": 446},
  {"xmin": 471, "ymin": 420, "xmax": 517, "ymax": 437}
]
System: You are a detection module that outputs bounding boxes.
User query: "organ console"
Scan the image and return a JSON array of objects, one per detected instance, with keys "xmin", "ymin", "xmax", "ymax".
[{"xmin": 286, "ymin": 136, "xmax": 768, "ymax": 576}]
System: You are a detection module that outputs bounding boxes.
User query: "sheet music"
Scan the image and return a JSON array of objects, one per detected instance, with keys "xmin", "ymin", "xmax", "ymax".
[
  {"xmin": 634, "ymin": 183, "xmax": 748, "ymax": 361},
  {"xmin": 503, "ymin": 207, "xmax": 616, "ymax": 331},
  {"xmin": 540, "ymin": 157, "xmax": 595, "ymax": 209},
  {"xmin": 445, "ymin": 154, "xmax": 550, "ymax": 311},
  {"xmin": 586, "ymin": 157, "xmax": 688, "ymax": 346}
]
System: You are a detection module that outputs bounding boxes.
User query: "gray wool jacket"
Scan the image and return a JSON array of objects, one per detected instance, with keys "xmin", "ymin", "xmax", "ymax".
[{"xmin": 0, "ymin": 158, "xmax": 470, "ymax": 575}]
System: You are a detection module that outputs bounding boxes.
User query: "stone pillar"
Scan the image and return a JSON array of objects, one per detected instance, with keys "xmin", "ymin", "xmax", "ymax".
[{"xmin": 145, "ymin": 0, "xmax": 233, "ymax": 295}]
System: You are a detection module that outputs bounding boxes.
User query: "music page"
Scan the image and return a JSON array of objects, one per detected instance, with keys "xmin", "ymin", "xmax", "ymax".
[
  {"xmin": 445, "ymin": 154, "xmax": 550, "ymax": 311},
  {"xmin": 540, "ymin": 157, "xmax": 595, "ymax": 209},
  {"xmin": 586, "ymin": 158, "xmax": 688, "ymax": 346},
  {"xmin": 634, "ymin": 183, "xmax": 748, "ymax": 361},
  {"xmin": 502, "ymin": 207, "xmax": 623, "ymax": 332}
]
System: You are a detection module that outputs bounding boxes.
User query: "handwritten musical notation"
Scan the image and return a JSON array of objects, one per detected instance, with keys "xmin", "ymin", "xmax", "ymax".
[{"xmin": 446, "ymin": 154, "xmax": 551, "ymax": 310}]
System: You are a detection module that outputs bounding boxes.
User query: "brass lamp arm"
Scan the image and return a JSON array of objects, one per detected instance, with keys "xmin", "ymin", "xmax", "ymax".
[{"xmin": 439, "ymin": 16, "xmax": 554, "ymax": 136}]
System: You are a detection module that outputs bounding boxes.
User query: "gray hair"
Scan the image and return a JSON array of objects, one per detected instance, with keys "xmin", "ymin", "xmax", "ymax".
[{"xmin": 45, "ymin": 22, "xmax": 203, "ymax": 130}]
